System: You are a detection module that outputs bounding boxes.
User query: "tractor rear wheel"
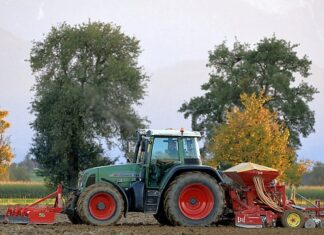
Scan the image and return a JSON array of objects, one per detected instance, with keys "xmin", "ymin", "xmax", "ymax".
[
  {"xmin": 164, "ymin": 172, "xmax": 225, "ymax": 226},
  {"xmin": 66, "ymin": 192, "xmax": 83, "ymax": 224},
  {"xmin": 77, "ymin": 183, "xmax": 124, "ymax": 225},
  {"xmin": 281, "ymin": 209, "xmax": 305, "ymax": 228},
  {"xmin": 154, "ymin": 208, "xmax": 172, "ymax": 225}
]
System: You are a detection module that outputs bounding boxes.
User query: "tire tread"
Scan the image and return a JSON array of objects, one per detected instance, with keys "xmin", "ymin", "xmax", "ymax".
[
  {"xmin": 164, "ymin": 171, "xmax": 225, "ymax": 226},
  {"xmin": 77, "ymin": 183, "xmax": 124, "ymax": 225}
]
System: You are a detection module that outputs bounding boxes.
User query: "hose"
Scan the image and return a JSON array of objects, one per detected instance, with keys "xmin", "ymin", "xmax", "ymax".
[{"xmin": 253, "ymin": 176, "xmax": 284, "ymax": 213}]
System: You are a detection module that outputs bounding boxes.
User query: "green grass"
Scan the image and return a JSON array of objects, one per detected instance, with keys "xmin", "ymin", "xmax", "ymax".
[{"xmin": 30, "ymin": 171, "xmax": 44, "ymax": 182}]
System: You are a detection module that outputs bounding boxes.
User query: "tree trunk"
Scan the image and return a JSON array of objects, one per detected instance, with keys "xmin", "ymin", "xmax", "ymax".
[{"xmin": 67, "ymin": 153, "xmax": 78, "ymax": 187}]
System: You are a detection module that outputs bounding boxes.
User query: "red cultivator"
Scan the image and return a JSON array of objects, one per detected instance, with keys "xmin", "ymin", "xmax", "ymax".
[{"xmin": 0, "ymin": 184, "xmax": 63, "ymax": 224}]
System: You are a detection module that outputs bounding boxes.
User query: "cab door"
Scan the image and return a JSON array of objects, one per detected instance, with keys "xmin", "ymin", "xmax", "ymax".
[{"xmin": 147, "ymin": 137, "xmax": 181, "ymax": 187}]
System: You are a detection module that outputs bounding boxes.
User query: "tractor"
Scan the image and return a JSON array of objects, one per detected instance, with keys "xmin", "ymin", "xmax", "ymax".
[{"xmin": 65, "ymin": 128, "xmax": 226, "ymax": 226}]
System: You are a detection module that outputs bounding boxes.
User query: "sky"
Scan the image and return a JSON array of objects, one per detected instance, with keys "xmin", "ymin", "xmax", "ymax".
[{"xmin": 0, "ymin": 0, "xmax": 323, "ymax": 163}]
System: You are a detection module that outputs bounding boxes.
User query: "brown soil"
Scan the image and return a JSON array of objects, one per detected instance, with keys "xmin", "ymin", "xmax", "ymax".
[{"xmin": 0, "ymin": 207, "xmax": 323, "ymax": 235}]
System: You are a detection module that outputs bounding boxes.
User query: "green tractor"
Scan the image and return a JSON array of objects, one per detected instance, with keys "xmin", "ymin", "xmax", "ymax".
[{"xmin": 65, "ymin": 129, "xmax": 225, "ymax": 226}]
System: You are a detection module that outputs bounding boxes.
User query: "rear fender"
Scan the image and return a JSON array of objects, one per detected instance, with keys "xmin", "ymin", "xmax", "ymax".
[{"xmin": 159, "ymin": 165, "xmax": 224, "ymax": 197}]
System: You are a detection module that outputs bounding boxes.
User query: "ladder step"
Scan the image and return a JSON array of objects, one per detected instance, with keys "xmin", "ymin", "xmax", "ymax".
[{"xmin": 146, "ymin": 190, "xmax": 159, "ymax": 196}]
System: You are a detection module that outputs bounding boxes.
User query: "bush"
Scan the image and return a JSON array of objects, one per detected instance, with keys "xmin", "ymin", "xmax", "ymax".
[{"xmin": 8, "ymin": 163, "xmax": 31, "ymax": 181}]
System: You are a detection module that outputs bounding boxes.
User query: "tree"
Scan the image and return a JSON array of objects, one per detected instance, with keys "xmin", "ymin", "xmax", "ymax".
[
  {"xmin": 285, "ymin": 159, "xmax": 312, "ymax": 187},
  {"xmin": 179, "ymin": 36, "xmax": 317, "ymax": 148},
  {"xmin": 208, "ymin": 93, "xmax": 295, "ymax": 179},
  {"xmin": 302, "ymin": 162, "xmax": 324, "ymax": 186},
  {"xmin": 8, "ymin": 163, "xmax": 31, "ymax": 181},
  {"xmin": 29, "ymin": 22, "xmax": 148, "ymax": 187},
  {"xmin": 19, "ymin": 154, "xmax": 38, "ymax": 172},
  {"xmin": 0, "ymin": 110, "xmax": 14, "ymax": 175},
  {"xmin": 285, "ymin": 160, "xmax": 312, "ymax": 200}
]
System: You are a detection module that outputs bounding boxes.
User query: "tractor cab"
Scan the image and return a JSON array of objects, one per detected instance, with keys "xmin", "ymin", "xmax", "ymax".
[
  {"xmin": 131, "ymin": 129, "xmax": 202, "ymax": 164},
  {"xmin": 131, "ymin": 129, "xmax": 202, "ymax": 187}
]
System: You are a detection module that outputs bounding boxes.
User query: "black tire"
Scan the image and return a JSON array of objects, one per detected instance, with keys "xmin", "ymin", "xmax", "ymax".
[
  {"xmin": 66, "ymin": 192, "xmax": 83, "ymax": 224},
  {"xmin": 281, "ymin": 209, "xmax": 305, "ymax": 228},
  {"xmin": 77, "ymin": 183, "xmax": 124, "ymax": 226},
  {"xmin": 164, "ymin": 171, "xmax": 225, "ymax": 226},
  {"xmin": 154, "ymin": 208, "xmax": 172, "ymax": 226}
]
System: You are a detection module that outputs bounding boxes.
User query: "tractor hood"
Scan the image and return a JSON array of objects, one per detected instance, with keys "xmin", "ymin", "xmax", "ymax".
[{"xmin": 80, "ymin": 163, "xmax": 142, "ymax": 189}]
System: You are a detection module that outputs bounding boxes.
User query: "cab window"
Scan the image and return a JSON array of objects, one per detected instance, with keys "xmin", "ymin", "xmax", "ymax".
[
  {"xmin": 151, "ymin": 137, "xmax": 179, "ymax": 161},
  {"xmin": 183, "ymin": 137, "xmax": 200, "ymax": 159}
]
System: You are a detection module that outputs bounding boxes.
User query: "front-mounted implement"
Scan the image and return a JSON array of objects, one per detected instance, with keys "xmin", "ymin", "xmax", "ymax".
[{"xmin": 0, "ymin": 184, "xmax": 63, "ymax": 224}]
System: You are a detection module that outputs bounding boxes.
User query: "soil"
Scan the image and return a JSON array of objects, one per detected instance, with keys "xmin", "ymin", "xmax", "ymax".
[{"xmin": 0, "ymin": 207, "xmax": 323, "ymax": 235}]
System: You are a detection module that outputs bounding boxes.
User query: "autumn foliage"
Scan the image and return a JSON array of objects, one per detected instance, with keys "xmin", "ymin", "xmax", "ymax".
[
  {"xmin": 0, "ymin": 110, "xmax": 14, "ymax": 174},
  {"xmin": 208, "ymin": 92, "xmax": 295, "ymax": 179}
]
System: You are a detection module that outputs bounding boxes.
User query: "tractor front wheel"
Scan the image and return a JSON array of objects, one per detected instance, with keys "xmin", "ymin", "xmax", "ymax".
[
  {"xmin": 77, "ymin": 183, "xmax": 124, "ymax": 225},
  {"xmin": 164, "ymin": 172, "xmax": 225, "ymax": 226},
  {"xmin": 281, "ymin": 209, "xmax": 305, "ymax": 228}
]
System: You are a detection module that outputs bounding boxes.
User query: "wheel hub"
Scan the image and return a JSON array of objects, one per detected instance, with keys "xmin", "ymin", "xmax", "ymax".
[
  {"xmin": 190, "ymin": 198, "xmax": 197, "ymax": 205},
  {"xmin": 97, "ymin": 202, "xmax": 106, "ymax": 210}
]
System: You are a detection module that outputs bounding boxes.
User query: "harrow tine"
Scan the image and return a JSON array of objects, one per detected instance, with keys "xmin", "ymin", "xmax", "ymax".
[
  {"xmin": 0, "ymin": 215, "xmax": 29, "ymax": 224},
  {"xmin": 6, "ymin": 216, "xmax": 29, "ymax": 224}
]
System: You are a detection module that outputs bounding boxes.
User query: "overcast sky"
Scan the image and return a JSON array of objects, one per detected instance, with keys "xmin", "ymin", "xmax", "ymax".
[{"xmin": 0, "ymin": 0, "xmax": 323, "ymax": 163}]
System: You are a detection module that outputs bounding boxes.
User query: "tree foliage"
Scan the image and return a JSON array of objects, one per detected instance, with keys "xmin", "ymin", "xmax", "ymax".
[
  {"xmin": 0, "ymin": 110, "xmax": 14, "ymax": 175},
  {"xmin": 29, "ymin": 22, "xmax": 148, "ymax": 187},
  {"xmin": 180, "ymin": 36, "xmax": 317, "ymax": 147},
  {"xmin": 302, "ymin": 162, "xmax": 324, "ymax": 186},
  {"xmin": 285, "ymin": 159, "xmax": 312, "ymax": 187},
  {"xmin": 208, "ymin": 93, "xmax": 295, "ymax": 179},
  {"xmin": 8, "ymin": 163, "xmax": 31, "ymax": 181}
]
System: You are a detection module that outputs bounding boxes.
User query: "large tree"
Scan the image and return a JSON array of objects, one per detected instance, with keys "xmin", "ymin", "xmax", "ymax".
[
  {"xmin": 0, "ymin": 110, "xmax": 13, "ymax": 175},
  {"xmin": 179, "ymin": 36, "xmax": 317, "ymax": 147},
  {"xmin": 208, "ymin": 93, "xmax": 295, "ymax": 179},
  {"xmin": 30, "ymin": 22, "xmax": 148, "ymax": 187}
]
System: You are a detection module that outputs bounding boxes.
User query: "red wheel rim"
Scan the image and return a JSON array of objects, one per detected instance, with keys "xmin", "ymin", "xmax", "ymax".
[
  {"xmin": 178, "ymin": 183, "xmax": 214, "ymax": 220},
  {"xmin": 89, "ymin": 192, "xmax": 116, "ymax": 220}
]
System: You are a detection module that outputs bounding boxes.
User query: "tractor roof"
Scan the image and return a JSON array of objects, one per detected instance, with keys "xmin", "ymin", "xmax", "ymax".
[{"xmin": 137, "ymin": 129, "xmax": 201, "ymax": 138}]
